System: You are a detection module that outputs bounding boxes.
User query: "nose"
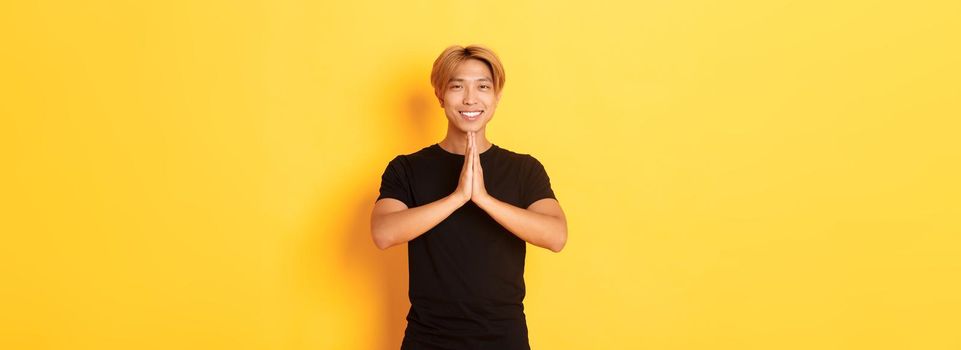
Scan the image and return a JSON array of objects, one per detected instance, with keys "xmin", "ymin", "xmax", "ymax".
[{"xmin": 463, "ymin": 87, "xmax": 477, "ymax": 105}]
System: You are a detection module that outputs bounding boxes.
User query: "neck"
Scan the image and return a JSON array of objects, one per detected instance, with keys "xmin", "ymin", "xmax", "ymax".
[{"xmin": 439, "ymin": 128, "xmax": 492, "ymax": 155}]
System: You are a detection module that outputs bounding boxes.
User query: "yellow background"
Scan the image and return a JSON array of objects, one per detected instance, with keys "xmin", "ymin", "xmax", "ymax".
[{"xmin": 2, "ymin": 0, "xmax": 959, "ymax": 349}]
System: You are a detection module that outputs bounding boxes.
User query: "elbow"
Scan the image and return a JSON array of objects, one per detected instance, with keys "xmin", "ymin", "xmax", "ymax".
[
  {"xmin": 548, "ymin": 228, "xmax": 568, "ymax": 253},
  {"xmin": 549, "ymin": 239, "xmax": 566, "ymax": 253},
  {"xmin": 371, "ymin": 230, "xmax": 394, "ymax": 250},
  {"xmin": 370, "ymin": 220, "xmax": 394, "ymax": 250},
  {"xmin": 373, "ymin": 238, "xmax": 392, "ymax": 250}
]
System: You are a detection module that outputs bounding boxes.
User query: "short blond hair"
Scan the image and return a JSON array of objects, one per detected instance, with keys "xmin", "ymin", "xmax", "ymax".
[{"xmin": 430, "ymin": 45, "xmax": 506, "ymax": 102}]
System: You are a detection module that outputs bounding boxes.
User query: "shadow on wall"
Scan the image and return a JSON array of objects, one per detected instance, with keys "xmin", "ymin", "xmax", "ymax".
[
  {"xmin": 336, "ymin": 60, "xmax": 437, "ymax": 349},
  {"xmin": 340, "ymin": 192, "xmax": 410, "ymax": 349}
]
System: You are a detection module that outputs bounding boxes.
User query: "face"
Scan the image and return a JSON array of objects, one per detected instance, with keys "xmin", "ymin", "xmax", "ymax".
[{"xmin": 440, "ymin": 59, "xmax": 500, "ymax": 133}]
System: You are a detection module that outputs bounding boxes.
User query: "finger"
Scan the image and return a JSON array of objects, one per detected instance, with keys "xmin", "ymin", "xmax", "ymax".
[
  {"xmin": 473, "ymin": 143, "xmax": 480, "ymax": 180},
  {"xmin": 474, "ymin": 141, "xmax": 481, "ymax": 173},
  {"xmin": 474, "ymin": 145, "xmax": 482, "ymax": 192},
  {"xmin": 461, "ymin": 143, "xmax": 469, "ymax": 173},
  {"xmin": 464, "ymin": 134, "xmax": 471, "ymax": 167},
  {"xmin": 472, "ymin": 137, "xmax": 479, "ymax": 187},
  {"xmin": 469, "ymin": 133, "xmax": 475, "ymax": 166},
  {"xmin": 466, "ymin": 133, "xmax": 473, "ymax": 166},
  {"xmin": 471, "ymin": 132, "xmax": 476, "ymax": 158}
]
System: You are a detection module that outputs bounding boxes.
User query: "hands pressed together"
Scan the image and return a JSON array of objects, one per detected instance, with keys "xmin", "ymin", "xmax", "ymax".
[
  {"xmin": 372, "ymin": 131, "xmax": 566, "ymax": 252},
  {"xmin": 453, "ymin": 131, "xmax": 492, "ymax": 206}
]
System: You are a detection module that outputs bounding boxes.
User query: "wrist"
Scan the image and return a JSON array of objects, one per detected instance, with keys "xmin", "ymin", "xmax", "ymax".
[
  {"xmin": 472, "ymin": 193, "xmax": 495, "ymax": 208},
  {"xmin": 448, "ymin": 192, "xmax": 469, "ymax": 206}
]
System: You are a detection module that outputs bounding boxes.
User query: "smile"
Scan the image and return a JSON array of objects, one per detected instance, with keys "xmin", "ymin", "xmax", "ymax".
[{"xmin": 459, "ymin": 110, "xmax": 483, "ymax": 120}]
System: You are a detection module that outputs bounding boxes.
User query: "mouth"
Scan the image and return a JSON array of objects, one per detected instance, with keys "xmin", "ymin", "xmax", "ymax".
[{"xmin": 459, "ymin": 110, "xmax": 483, "ymax": 121}]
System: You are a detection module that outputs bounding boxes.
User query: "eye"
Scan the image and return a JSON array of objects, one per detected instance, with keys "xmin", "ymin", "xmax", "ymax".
[
  {"xmin": 450, "ymin": 84, "xmax": 462, "ymax": 90},
  {"xmin": 479, "ymin": 85, "xmax": 491, "ymax": 89}
]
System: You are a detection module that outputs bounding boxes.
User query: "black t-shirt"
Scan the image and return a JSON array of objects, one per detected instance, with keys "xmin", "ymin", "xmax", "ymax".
[{"xmin": 377, "ymin": 143, "xmax": 557, "ymax": 350}]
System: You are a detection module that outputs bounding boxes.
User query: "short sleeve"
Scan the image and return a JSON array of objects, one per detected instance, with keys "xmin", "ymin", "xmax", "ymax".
[
  {"xmin": 376, "ymin": 155, "xmax": 414, "ymax": 208},
  {"xmin": 521, "ymin": 155, "xmax": 557, "ymax": 208}
]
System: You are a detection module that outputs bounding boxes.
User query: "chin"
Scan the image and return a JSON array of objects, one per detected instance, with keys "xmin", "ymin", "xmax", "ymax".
[
  {"xmin": 462, "ymin": 122, "xmax": 488, "ymax": 133},
  {"xmin": 449, "ymin": 119, "xmax": 487, "ymax": 133}
]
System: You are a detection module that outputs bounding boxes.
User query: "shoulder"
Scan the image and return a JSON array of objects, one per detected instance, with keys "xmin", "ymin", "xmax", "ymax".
[
  {"xmin": 492, "ymin": 144, "xmax": 539, "ymax": 164},
  {"xmin": 386, "ymin": 144, "xmax": 438, "ymax": 164},
  {"xmin": 492, "ymin": 145, "xmax": 551, "ymax": 180},
  {"xmin": 501, "ymin": 148, "xmax": 544, "ymax": 171}
]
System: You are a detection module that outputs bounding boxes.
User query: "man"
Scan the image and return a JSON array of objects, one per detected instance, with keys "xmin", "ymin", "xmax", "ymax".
[{"xmin": 370, "ymin": 45, "xmax": 568, "ymax": 350}]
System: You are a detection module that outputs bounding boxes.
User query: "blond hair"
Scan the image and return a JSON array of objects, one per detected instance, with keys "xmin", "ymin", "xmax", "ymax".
[{"xmin": 430, "ymin": 45, "xmax": 506, "ymax": 102}]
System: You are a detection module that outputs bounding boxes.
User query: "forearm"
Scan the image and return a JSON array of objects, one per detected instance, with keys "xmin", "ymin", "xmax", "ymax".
[
  {"xmin": 475, "ymin": 196, "xmax": 567, "ymax": 252},
  {"xmin": 371, "ymin": 194, "xmax": 465, "ymax": 249}
]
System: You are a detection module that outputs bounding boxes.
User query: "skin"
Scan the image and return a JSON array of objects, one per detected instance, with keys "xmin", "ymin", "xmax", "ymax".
[{"xmin": 370, "ymin": 58, "xmax": 568, "ymax": 252}]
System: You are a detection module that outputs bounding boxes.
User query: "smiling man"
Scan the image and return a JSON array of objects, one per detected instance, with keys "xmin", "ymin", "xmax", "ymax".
[{"xmin": 371, "ymin": 45, "xmax": 567, "ymax": 350}]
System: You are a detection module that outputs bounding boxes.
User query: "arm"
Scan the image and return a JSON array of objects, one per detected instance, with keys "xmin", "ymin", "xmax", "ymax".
[
  {"xmin": 467, "ymin": 132, "xmax": 568, "ymax": 252},
  {"xmin": 474, "ymin": 196, "xmax": 568, "ymax": 252},
  {"xmin": 370, "ymin": 194, "xmax": 466, "ymax": 250},
  {"xmin": 370, "ymin": 139, "xmax": 476, "ymax": 250}
]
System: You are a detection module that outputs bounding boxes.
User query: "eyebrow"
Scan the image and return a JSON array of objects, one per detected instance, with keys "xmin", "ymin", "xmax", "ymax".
[{"xmin": 448, "ymin": 78, "xmax": 492, "ymax": 83}]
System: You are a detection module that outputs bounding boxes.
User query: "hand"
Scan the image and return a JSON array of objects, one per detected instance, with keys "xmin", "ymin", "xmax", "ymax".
[
  {"xmin": 452, "ymin": 133, "xmax": 474, "ymax": 204},
  {"xmin": 469, "ymin": 132, "xmax": 492, "ymax": 205}
]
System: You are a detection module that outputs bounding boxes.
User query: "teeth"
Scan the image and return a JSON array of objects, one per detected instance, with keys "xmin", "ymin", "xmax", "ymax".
[{"xmin": 460, "ymin": 111, "xmax": 481, "ymax": 118}]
